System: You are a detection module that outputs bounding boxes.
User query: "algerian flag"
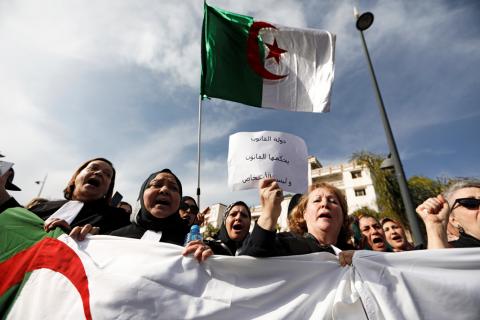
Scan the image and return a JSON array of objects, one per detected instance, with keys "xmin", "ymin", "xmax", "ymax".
[
  {"xmin": 2, "ymin": 208, "xmax": 480, "ymax": 319},
  {"xmin": 201, "ymin": 3, "xmax": 335, "ymax": 113},
  {"xmin": 0, "ymin": 208, "xmax": 92, "ymax": 319}
]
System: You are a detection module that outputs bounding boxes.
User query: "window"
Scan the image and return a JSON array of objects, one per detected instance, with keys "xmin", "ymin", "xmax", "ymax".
[
  {"xmin": 351, "ymin": 170, "xmax": 362, "ymax": 179},
  {"xmin": 355, "ymin": 188, "xmax": 366, "ymax": 197}
]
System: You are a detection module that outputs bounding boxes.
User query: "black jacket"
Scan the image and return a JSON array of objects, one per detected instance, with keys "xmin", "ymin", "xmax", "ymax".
[
  {"xmin": 0, "ymin": 197, "xmax": 129, "ymax": 234},
  {"xmin": 30, "ymin": 199, "xmax": 130, "ymax": 234},
  {"xmin": 205, "ymin": 234, "xmax": 250, "ymax": 256},
  {"xmin": 110, "ymin": 213, "xmax": 189, "ymax": 246},
  {"xmin": 0, "ymin": 197, "xmax": 22, "ymax": 214},
  {"xmin": 240, "ymin": 223, "xmax": 336, "ymax": 257},
  {"xmin": 450, "ymin": 232, "xmax": 480, "ymax": 248}
]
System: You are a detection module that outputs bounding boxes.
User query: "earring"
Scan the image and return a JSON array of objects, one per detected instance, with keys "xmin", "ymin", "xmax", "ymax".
[{"xmin": 456, "ymin": 224, "xmax": 465, "ymax": 234}]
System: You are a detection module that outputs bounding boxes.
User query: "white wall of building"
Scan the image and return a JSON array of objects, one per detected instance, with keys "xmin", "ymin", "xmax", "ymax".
[
  {"xmin": 205, "ymin": 203, "xmax": 227, "ymax": 229},
  {"xmin": 341, "ymin": 167, "xmax": 379, "ymax": 213}
]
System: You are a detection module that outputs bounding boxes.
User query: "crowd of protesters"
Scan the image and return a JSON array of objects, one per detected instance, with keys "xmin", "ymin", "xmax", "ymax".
[{"xmin": 0, "ymin": 155, "xmax": 479, "ymax": 267}]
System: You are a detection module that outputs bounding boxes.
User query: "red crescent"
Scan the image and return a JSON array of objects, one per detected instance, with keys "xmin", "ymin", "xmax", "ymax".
[
  {"xmin": 247, "ymin": 21, "xmax": 288, "ymax": 80},
  {"xmin": 0, "ymin": 238, "xmax": 92, "ymax": 320}
]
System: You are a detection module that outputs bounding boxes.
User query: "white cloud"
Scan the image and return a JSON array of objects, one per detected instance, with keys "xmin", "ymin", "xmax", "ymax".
[
  {"xmin": 1, "ymin": 0, "xmax": 479, "ymax": 211},
  {"xmin": 0, "ymin": 0, "xmax": 307, "ymax": 89}
]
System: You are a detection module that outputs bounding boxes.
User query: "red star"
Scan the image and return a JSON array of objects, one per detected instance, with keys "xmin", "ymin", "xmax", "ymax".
[{"xmin": 265, "ymin": 38, "xmax": 287, "ymax": 64}]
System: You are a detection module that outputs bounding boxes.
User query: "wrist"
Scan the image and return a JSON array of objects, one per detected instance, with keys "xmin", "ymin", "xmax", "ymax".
[
  {"xmin": 257, "ymin": 215, "xmax": 278, "ymax": 231},
  {"xmin": 425, "ymin": 222, "xmax": 446, "ymax": 233}
]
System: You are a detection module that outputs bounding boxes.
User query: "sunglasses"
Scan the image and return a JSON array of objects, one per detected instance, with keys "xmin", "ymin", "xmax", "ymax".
[
  {"xmin": 452, "ymin": 198, "xmax": 480, "ymax": 210},
  {"xmin": 180, "ymin": 202, "xmax": 199, "ymax": 214}
]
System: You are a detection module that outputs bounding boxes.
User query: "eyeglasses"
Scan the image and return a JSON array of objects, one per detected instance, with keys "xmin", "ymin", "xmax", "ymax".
[
  {"xmin": 180, "ymin": 202, "xmax": 199, "ymax": 214},
  {"xmin": 452, "ymin": 198, "xmax": 480, "ymax": 210}
]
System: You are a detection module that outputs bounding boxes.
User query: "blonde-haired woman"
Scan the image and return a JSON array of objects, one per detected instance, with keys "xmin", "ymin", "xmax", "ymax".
[{"xmin": 241, "ymin": 179, "xmax": 354, "ymax": 266}]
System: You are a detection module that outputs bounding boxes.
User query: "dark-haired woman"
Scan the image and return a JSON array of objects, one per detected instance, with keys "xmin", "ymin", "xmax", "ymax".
[
  {"xmin": 179, "ymin": 196, "xmax": 200, "ymax": 227},
  {"xmin": 0, "ymin": 158, "xmax": 130, "ymax": 239},
  {"xmin": 206, "ymin": 201, "xmax": 251, "ymax": 256},
  {"xmin": 111, "ymin": 169, "xmax": 212, "ymax": 262}
]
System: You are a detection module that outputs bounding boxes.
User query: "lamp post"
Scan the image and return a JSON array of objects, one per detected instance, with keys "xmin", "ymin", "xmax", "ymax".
[
  {"xmin": 354, "ymin": 10, "xmax": 424, "ymax": 245},
  {"xmin": 35, "ymin": 174, "xmax": 48, "ymax": 198}
]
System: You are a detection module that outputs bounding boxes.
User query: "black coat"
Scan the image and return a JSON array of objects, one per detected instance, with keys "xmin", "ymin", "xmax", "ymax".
[
  {"xmin": 240, "ymin": 223, "xmax": 336, "ymax": 257},
  {"xmin": 30, "ymin": 199, "xmax": 130, "ymax": 234},
  {"xmin": 110, "ymin": 213, "xmax": 189, "ymax": 246},
  {"xmin": 450, "ymin": 232, "xmax": 480, "ymax": 248},
  {"xmin": 0, "ymin": 197, "xmax": 129, "ymax": 234},
  {"xmin": 0, "ymin": 197, "xmax": 22, "ymax": 214}
]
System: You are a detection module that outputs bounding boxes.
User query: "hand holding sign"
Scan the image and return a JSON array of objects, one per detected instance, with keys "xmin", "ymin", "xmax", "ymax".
[
  {"xmin": 228, "ymin": 131, "xmax": 308, "ymax": 193},
  {"xmin": 258, "ymin": 178, "xmax": 284, "ymax": 231}
]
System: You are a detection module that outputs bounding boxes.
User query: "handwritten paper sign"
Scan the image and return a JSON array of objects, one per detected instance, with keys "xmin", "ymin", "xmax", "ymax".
[{"xmin": 228, "ymin": 131, "xmax": 308, "ymax": 193}]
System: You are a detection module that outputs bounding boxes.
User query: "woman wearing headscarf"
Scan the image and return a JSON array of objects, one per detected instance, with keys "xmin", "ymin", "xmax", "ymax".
[
  {"xmin": 241, "ymin": 179, "xmax": 354, "ymax": 266},
  {"xmin": 111, "ymin": 169, "xmax": 212, "ymax": 261},
  {"xmin": 205, "ymin": 201, "xmax": 251, "ymax": 256},
  {"xmin": 1, "ymin": 157, "xmax": 130, "ymax": 239}
]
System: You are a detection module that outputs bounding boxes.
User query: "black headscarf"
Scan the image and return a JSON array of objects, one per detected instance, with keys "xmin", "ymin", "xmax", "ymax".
[
  {"xmin": 215, "ymin": 201, "xmax": 251, "ymax": 254},
  {"xmin": 135, "ymin": 169, "xmax": 189, "ymax": 243}
]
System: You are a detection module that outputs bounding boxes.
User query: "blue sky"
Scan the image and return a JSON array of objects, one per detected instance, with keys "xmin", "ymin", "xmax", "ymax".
[{"xmin": 1, "ymin": 0, "xmax": 479, "ymax": 209}]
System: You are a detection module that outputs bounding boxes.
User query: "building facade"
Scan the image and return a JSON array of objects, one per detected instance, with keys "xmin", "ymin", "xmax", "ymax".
[
  {"xmin": 204, "ymin": 203, "xmax": 228, "ymax": 229},
  {"xmin": 308, "ymin": 156, "xmax": 379, "ymax": 214}
]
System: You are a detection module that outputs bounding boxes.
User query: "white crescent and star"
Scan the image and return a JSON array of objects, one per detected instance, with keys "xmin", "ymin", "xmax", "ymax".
[{"xmin": 246, "ymin": 21, "xmax": 289, "ymax": 80}]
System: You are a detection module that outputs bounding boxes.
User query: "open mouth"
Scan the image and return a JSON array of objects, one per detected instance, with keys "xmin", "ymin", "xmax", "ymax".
[
  {"xmin": 372, "ymin": 237, "xmax": 384, "ymax": 244},
  {"xmin": 155, "ymin": 198, "xmax": 171, "ymax": 206},
  {"xmin": 86, "ymin": 177, "xmax": 101, "ymax": 187},
  {"xmin": 232, "ymin": 224, "xmax": 243, "ymax": 231},
  {"xmin": 319, "ymin": 213, "xmax": 332, "ymax": 219},
  {"xmin": 391, "ymin": 235, "xmax": 402, "ymax": 241}
]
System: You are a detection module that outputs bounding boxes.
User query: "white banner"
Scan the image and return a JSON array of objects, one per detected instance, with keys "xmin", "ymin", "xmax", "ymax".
[
  {"xmin": 6, "ymin": 235, "xmax": 480, "ymax": 320},
  {"xmin": 227, "ymin": 131, "xmax": 308, "ymax": 193}
]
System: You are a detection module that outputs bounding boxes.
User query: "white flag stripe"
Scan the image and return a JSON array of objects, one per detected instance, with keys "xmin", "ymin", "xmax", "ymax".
[
  {"xmin": 261, "ymin": 26, "xmax": 335, "ymax": 112},
  {"xmin": 8, "ymin": 269, "xmax": 85, "ymax": 320}
]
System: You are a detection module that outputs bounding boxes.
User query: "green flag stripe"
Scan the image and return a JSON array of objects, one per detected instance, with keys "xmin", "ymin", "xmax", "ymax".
[
  {"xmin": 0, "ymin": 207, "xmax": 64, "ymax": 263},
  {"xmin": 0, "ymin": 272, "xmax": 32, "ymax": 317},
  {"xmin": 201, "ymin": 4, "xmax": 264, "ymax": 107},
  {"xmin": 0, "ymin": 283, "xmax": 21, "ymax": 317}
]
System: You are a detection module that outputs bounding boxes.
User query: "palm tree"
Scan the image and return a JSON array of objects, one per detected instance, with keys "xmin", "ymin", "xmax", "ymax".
[
  {"xmin": 351, "ymin": 151, "xmax": 409, "ymax": 227},
  {"xmin": 351, "ymin": 151, "xmax": 449, "ymax": 232}
]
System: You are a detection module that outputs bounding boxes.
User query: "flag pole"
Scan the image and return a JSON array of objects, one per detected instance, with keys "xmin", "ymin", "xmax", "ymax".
[
  {"xmin": 353, "ymin": 7, "xmax": 425, "ymax": 246},
  {"xmin": 196, "ymin": 96, "xmax": 203, "ymax": 208}
]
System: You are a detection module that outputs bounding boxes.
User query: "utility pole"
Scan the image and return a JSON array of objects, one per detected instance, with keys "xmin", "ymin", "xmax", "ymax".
[{"xmin": 354, "ymin": 8, "xmax": 424, "ymax": 245}]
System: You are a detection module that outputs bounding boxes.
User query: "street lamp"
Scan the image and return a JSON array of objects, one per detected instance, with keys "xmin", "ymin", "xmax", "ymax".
[
  {"xmin": 356, "ymin": 12, "xmax": 374, "ymax": 31},
  {"xmin": 354, "ymin": 10, "xmax": 425, "ymax": 246}
]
